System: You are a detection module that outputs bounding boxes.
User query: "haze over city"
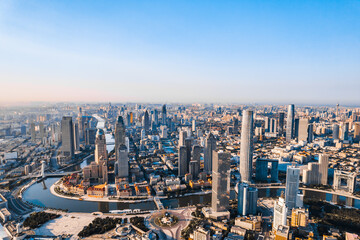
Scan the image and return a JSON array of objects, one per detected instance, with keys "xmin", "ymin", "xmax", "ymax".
[
  {"xmin": 1, "ymin": 0, "xmax": 360, "ymax": 105},
  {"xmin": 1, "ymin": 1, "xmax": 360, "ymax": 240}
]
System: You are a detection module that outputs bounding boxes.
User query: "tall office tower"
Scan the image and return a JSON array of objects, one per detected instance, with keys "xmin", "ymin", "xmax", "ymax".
[
  {"xmin": 185, "ymin": 138, "xmax": 192, "ymax": 166},
  {"xmin": 238, "ymin": 182, "xmax": 249, "ymax": 215},
  {"xmin": 73, "ymin": 122, "xmax": 80, "ymax": 151},
  {"xmin": 39, "ymin": 122, "xmax": 45, "ymax": 141},
  {"xmin": 354, "ymin": 123, "xmax": 360, "ymax": 141},
  {"xmin": 30, "ymin": 122, "xmax": 36, "ymax": 142},
  {"xmin": 178, "ymin": 130, "xmax": 187, "ymax": 147},
  {"xmin": 21, "ymin": 125, "xmax": 26, "ymax": 136},
  {"xmin": 298, "ymin": 118, "xmax": 312, "ymax": 142},
  {"xmin": 286, "ymin": 104, "xmax": 295, "ymax": 142},
  {"xmin": 340, "ymin": 122, "xmax": 349, "ymax": 140},
  {"xmin": 192, "ymin": 119, "xmax": 196, "ymax": 132},
  {"xmin": 117, "ymin": 144, "xmax": 129, "ymax": 178},
  {"xmin": 143, "ymin": 110, "xmax": 150, "ymax": 133},
  {"xmin": 211, "ymin": 151, "xmax": 231, "ymax": 212},
  {"xmin": 319, "ymin": 154, "xmax": 329, "ymax": 185},
  {"xmin": 308, "ymin": 123, "xmax": 313, "ymax": 142},
  {"xmin": 278, "ymin": 112, "xmax": 285, "ymax": 136},
  {"xmin": 192, "ymin": 145, "xmax": 201, "ymax": 162},
  {"xmin": 233, "ymin": 118, "xmax": 239, "ymax": 134},
  {"xmin": 95, "ymin": 129, "xmax": 107, "ymax": 164},
  {"xmin": 294, "ymin": 118, "xmax": 299, "ymax": 139},
  {"xmin": 204, "ymin": 133, "xmax": 216, "ymax": 173},
  {"xmin": 178, "ymin": 146, "xmax": 187, "ymax": 176},
  {"xmin": 77, "ymin": 116, "xmax": 83, "ymax": 140},
  {"xmin": 273, "ymin": 193, "xmax": 288, "ymax": 231},
  {"xmin": 153, "ymin": 109, "xmax": 159, "ymax": 125},
  {"xmin": 285, "ymin": 166, "xmax": 300, "ymax": 210},
  {"xmin": 240, "ymin": 109, "xmax": 254, "ymax": 183},
  {"xmin": 189, "ymin": 160, "xmax": 200, "ymax": 179},
  {"xmin": 237, "ymin": 182, "xmax": 258, "ymax": 216},
  {"xmin": 85, "ymin": 128, "xmax": 96, "ymax": 146},
  {"xmin": 115, "ymin": 116, "xmax": 126, "ymax": 160},
  {"xmin": 161, "ymin": 104, "xmax": 167, "ymax": 125},
  {"xmin": 247, "ymin": 187, "xmax": 258, "ymax": 215},
  {"xmin": 264, "ymin": 117, "xmax": 270, "ymax": 132},
  {"xmin": 333, "ymin": 124, "xmax": 339, "ymax": 140},
  {"xmin": 61, "ymin": 116, "xmax": 75, "ymax": 158}
]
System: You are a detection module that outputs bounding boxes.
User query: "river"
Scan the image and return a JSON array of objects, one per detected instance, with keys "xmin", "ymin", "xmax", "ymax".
[{"xmin": 22, "ymin": 177, "xmax": 360, "ymax": 213}]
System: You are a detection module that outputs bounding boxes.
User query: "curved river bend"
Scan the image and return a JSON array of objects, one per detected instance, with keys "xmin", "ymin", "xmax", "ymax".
[{"xmin": 22, "ymin": 177, "xmax": 360, "ymax": 213}]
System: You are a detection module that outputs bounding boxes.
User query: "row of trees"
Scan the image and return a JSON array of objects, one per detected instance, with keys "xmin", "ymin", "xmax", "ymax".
[
  {"xmin": 23, "ymin": 211, "xmax": 60, "ymax": 229},
  {"xmin": 78, "ymin": 217, "xmax": 123, "ymax": 237}
]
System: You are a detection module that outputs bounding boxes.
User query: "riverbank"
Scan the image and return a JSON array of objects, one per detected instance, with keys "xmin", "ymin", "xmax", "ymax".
[
  {"xmin": 50, "ymin": 179, "xmax": 212, "ymax": 204},
  {"xmin": 50, "ymin": 180, "xmax": 157, "ymax": 203}
]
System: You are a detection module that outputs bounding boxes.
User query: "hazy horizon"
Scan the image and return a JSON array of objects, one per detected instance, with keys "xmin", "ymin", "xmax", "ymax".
[{"xmin": 1, "ymin": 0, "xmax": 359, "ymax": 104}]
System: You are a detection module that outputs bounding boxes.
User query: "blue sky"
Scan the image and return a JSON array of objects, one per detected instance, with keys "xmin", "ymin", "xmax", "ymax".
[{"xmin": 0, "ymin": 0, "xmax": 359, "ymax": 105}]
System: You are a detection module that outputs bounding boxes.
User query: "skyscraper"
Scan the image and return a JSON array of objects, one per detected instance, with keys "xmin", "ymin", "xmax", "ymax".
[
  {"xmin": 185, "ymin": 138, "xmax": 192, "ymax": 167},
  {"xmin": 298, "ymin": 118, "xmax": 313, "ymax": 143},
  {"xmin": 162, "ymin": 104, "xmax": 167, "ymax": 125},
  {"xmin": 192, "ymin": 119, "xmax": 196, "ymax": 132},
  {"xmin": 115, "ymin": 116, "xmax": 126, "ymax": 160},
  {"xmin": 285, "ymin": 165, "xmax": 300, "ymax": 210},
  {"xmin": 233, "ymin": 118, "xmax": 239, "ymax": 134},
  {"xmin": 73, "ymin": 122, "xmax": 80, "ymax": 151},
  {"xmin": 340, "ymin": 122, "xmax": 349, "ymax": 141},
  {"xmin": 61, "ymin": 116, "xmax": 75, "ymax": 159},
  {"xmin": 240, "ymin": 109, "xmax": 254, "ymax": 183},
  {"xmin": 319, "ymin": 154, "xmax": 329, "ymax": 185},
  {"xmin": 153, "ymin": 109, "xmax": 159, "ymax": 125},
  {"xmin": 95, "ymin": 129, "xmax": 107, "ymax": 164},
  {"xmin": 30, "ymin": 122, "xmax": 36, "ymax": 142},
  {"xmin": 143, "ymin": 110, "xmax": 150, "ymax": 133},
  {"xmin": 117, "ymin": 144, "xmax": 129, "ymax": 178},
  {"xmin": 286, "ymin": 104, "xmax": 295, "ymax": 142},
  {"xmin": 211, "ymin": 151, "xmax": 231, "ymax": 213},
  {"xmin": 178, "ymin": 146, "xmax": 187, "ymax": 176},
  {"xmin": 273, "ymin": 193, "xmax": 288, "ymax": 231},
  {"xmin": 178, "ymin": 130, "xmax": 187, "ymax": 147},
  {"xmin": 204, "ymin": 133, "xmax": 216, "ymax": 174},
  {"xmin": 278, "ymin": 112, "xmax": 285, "ymax": 136},
  {"xmin": 332, "ymin": 124, "xmax": 339, "ymax": 140},
  {"xmin": 237, "ymin": 182, "xmax": 258, "ymax": 216},
  {"xmin": 189, "ymin": 160, "xmax": 200, "ymax": 179}
]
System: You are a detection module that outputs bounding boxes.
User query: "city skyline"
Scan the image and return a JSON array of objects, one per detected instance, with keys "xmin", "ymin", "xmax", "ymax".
[{"xmin": 1, "ymin": 0, "xmax": 360, "ymax": 105}]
